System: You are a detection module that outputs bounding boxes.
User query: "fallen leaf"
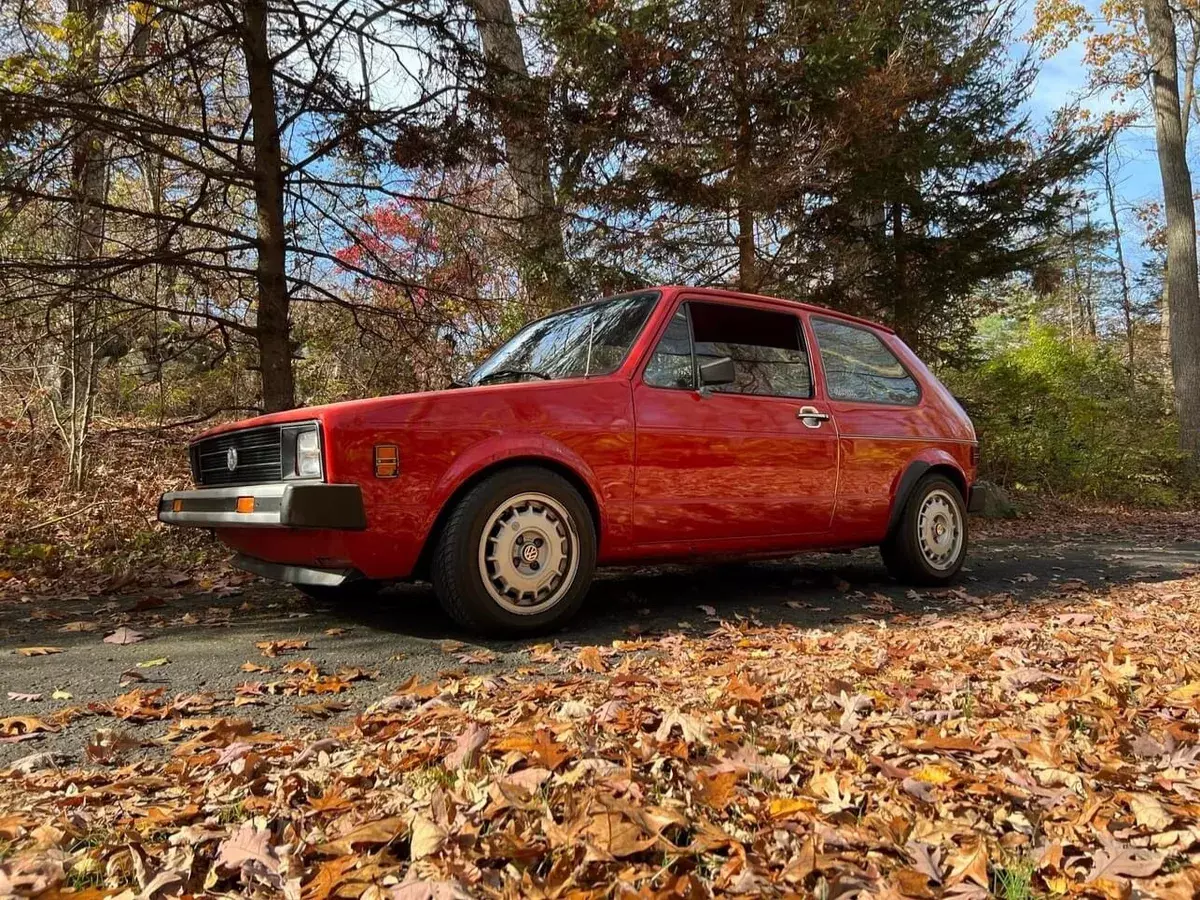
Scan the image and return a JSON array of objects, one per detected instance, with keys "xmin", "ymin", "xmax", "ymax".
[
  {"xmin": 912, "ymin": 763, "xmax": 954, "ymax": 785},
  {"xmin": 103, "ymin": 627, "xmax": 145, "ymax": 645},
  {"xmin": 215, "ymin": 821, "xmax": 281, "ymax": 875},
  {"xmin": 444, "ymin": 723, "xmax": 489, "ymax": 769},
  {"xmin": 295, "ymin": 701, "xmax": 349, "ymax": 718},
  {"xmin": 410, "ymin": 814, "xmax": 446, "ymax": 859},
  {"xmin": 317, "ymin": 817, "xmax": 408, "ymax": 856},
  {"xmin": 58, "ymin": 621, "xmax": 97, "ymax": 633},
  {"xmin": 389, "ymin": 879, "xmax": 471, "ymax": 899},
  {"xmin": 1128, "ymin": 793, "xmax": 1173, "ymax": 832},
  {"xmin": 16, "ymin": 647, "xmax": 64, "ymax": 657},
  {"xmin": 577, "ymin": 646, "xmax": 608, "ymax": 673},
  {"xmin": 946, "ymin": 841, "xmax": 989, "ymax": 888},
  {"xmin": 1165, "ymin": 681, "xmax": 1200, "ymax": 703},
  {"xmin": 256, "ymin": 639, "xmax": 309, "ymax": 657},
  {"xmin": 696, "ymin": 769, "xmax": 739, "ymax": 808},
  {"xmin": 769, "ymin": 797, "xmax": 816, "ymax": 819},
  {"xmin": 0, "ymin": 717, "xmax": 57, "ymax": 737},
  {"xmin": 1085, "ymin": 844, "xmax": 1163, "ymax": 883}
]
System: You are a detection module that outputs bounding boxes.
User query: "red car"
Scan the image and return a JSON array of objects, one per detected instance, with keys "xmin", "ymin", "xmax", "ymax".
[{"xmin": 160, "ymin": 287, "xmax": 980, "ymax": 635}]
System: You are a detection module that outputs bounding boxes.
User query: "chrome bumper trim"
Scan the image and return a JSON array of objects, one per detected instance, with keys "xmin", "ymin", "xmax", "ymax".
[{"xmin": 157, "ymin": 483, "xmax": 366, "ymax": 529}]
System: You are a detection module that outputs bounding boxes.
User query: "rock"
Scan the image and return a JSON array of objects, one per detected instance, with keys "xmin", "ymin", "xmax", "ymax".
[{"xmin": 971, "ymin": 480, "xmax": 1017, "ymax": 518}]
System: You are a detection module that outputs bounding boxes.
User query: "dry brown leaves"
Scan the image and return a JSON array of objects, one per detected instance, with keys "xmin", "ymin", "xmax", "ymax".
[{"xmin": 1, "ymin": 575, "xmax": 1199, "ymax": 898}]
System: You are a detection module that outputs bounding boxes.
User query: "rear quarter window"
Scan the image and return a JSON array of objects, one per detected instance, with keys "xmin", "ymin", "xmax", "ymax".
[{"xmin": 811, "ymin": 317, "xmax": 920, "ymax": 406}]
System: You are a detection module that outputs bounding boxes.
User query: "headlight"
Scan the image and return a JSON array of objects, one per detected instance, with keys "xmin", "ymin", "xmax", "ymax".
[
  {"xmin": 282, "ymin": 424, "xmax": 323, "ymax": 480},
  {"xmin": 296, "ymin": 430, "xmax": 321, "ymax": 477}
]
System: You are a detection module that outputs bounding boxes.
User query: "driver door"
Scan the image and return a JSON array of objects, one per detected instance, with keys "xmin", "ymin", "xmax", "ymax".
[{"xmin": 632, "ymin": 297, "xmax": 839, "ymax": 545}]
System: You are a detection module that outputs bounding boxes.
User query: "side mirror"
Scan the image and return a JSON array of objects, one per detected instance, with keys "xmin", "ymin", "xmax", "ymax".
[{"xmin": 698, "ymin": 356, "xmax": 735, "ymax": 387}]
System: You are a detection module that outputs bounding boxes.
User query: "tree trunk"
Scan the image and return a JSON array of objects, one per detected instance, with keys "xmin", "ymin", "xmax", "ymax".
[
  {"xmin": 1065, "ymin": 202, "xmax": 1082, "ymax": 340},
  {"xmin": 1144, "ymin": 0, "xmax": 1200, "ymax": 458},
  {"xmin": 732, "ymin": 0, "xmax": 756, "ymax": 292},
  {"xmin": 241, "ymin": 0, "xmax": 295, "ymax": 412},
  {"xmin": 891, "ymin": 201, "xmax": 915, "ymax": 347},
  {"xmin": 469, "ymin": 0, "xmax": 570, "ymax": 311},
  {"xmin": 59, "ymin": 0, "xmax": 107, "ymax": 490},
  {"xmin": 1102, "ymin": 143, "xmax": 1136, "ymax": 375}
]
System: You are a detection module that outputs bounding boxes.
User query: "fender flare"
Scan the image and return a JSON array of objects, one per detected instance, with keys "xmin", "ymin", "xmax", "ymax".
[
  {"xmin": 885, "ymin": 451, "xmax": 968, "ymax": 538},
  {"xmin": 419, "ymin": 434, "xmax": 607, "ymax": 542}
]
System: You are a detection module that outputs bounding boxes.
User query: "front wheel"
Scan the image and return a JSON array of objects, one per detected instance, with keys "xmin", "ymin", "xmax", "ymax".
[
  {"xmin": 881, "ymin": 474, "xmax": 968, "ymax": 585},
  {"xmin": 431, "ymin": 467, "xmax": 596, "ymax": 636}
]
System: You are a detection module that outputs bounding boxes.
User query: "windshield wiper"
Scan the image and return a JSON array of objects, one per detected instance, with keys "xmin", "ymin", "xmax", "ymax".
[{"xmin": 475, "ymin": 369, "xmax": 551, "ymax": 385}]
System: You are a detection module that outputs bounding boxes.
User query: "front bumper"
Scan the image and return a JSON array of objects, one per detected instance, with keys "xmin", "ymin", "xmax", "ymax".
[{"xmin": 157, "ymin": 483, "xmax": 366, "ymax": 529}]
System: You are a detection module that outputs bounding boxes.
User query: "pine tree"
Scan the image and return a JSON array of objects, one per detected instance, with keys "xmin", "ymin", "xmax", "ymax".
[{"xmin": 538, "ymin": 0, "xmax": 1102, "ymax": 355}]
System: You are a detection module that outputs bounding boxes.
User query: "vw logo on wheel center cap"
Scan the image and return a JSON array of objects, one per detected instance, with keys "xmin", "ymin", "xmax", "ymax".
[
  {"xmin": 226, "ymin": 448, "xmax": 239, "ymax": 471},
  {"xmin": 521, "ymin": 543, "xmax": 539, "ymax": 563}
]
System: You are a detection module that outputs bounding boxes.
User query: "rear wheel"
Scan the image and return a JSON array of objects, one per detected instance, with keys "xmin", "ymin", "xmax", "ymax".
[
  {"xmin": 881, "ymin": 473, "xmax": 967, "ymax": 585},
  {"xmin": 431, "ymin": 467, "xmax": 596, "ymax": 636}
]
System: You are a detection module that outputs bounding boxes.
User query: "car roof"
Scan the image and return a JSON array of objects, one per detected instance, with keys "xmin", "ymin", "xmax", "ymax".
[{"xmin": 655, "ymin": 286, "xmax": 896, "ymax": 334}]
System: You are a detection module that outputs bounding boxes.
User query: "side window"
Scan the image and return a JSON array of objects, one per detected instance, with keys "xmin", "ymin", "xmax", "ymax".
[
  {"xmin": 811, "ymin": 317, "xmax": 920, "ymax": 405},
  {"xmin": 644, "ymin": 301, "xmax": 813, "ymax": 398},
  {"xmin": 691, "ymin": 303, "xmax": 811, "ymax": 398},
  {"xmin": 644, "ymin": 306, "xmax": 695, "ymax": 389}
]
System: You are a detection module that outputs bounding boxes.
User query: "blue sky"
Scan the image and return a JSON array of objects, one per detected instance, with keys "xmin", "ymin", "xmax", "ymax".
[{"xmin": 1014, "ymin": 0, "xmax": 1163, "ymax": 234}]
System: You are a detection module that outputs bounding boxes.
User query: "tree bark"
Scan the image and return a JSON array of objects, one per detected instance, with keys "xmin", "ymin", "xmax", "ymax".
[
  {"xmin": 469, "ymin": 0, "xmax": 570, "ymax": 311},
  {"xmin": 1102, "ymin": 143, "xmax": 1136, "ymax": 374},
  {"xmin": 59, "ymin": 0, "xmax": 107, "ymax": 489},
  {"xmin": 891, "ymin": 201, "xmax": 915, "ymax": 347},
  {"xmin": 1144, "ymin": 0, "xmax": 1200, "ymax": 458},
  {"xmin": 241, "ymin": 0, "xmax": 295, "ymax": 411},
  {"xmin": 732, "ymin": 0, "xmax": 756, "ymax": 292}
]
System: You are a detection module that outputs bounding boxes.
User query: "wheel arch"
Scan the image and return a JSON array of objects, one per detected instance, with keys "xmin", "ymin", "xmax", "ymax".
[
  {"xmin": 886, "ymin": 454, "xmax": 969, "ymax": 539},
  {"xmin": 412, "ymin": 455, "xmax": 603, "ymax": 581}
]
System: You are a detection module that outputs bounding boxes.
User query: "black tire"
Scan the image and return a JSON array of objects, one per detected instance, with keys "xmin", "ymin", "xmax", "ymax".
[
  {"xmin": 431, "ymin": 467, "xmax": 596, "ymax": 636},
  {"xmin": 881, "ymin": 473, "xmax": 968, "ymax": 585},
  {"xmin": 296, "ymin": 580, "xmax": 382, "ymax": 603}
]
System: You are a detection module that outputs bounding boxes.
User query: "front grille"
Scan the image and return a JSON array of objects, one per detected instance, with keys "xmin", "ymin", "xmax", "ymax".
[{"xmin": 191, "ymin": 425, "xmax": 283, "ymax": 487}]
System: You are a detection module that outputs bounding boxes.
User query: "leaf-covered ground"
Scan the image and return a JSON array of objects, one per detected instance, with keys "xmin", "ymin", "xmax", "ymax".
[{"xmin": 2, "ymin": 543, "xmax": 1199, "ymax": 898}]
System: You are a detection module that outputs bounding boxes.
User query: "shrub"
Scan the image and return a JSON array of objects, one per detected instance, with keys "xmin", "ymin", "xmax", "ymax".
[{"xmin": 945, "ymin": 320, "xmax": 1189, "ymax": 505}]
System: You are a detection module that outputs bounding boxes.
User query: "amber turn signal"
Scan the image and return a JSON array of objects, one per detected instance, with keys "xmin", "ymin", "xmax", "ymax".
[
  {"xmin": 374, "ymin": 444, "xmax": 399, "ymax": 478},
  {"xmin": 236, "ymin": 496, "xmax": 255, "ymax": 514},
  {"xmin": 172, "ymin": 499, "xmax": 183, "ymax": 513}
]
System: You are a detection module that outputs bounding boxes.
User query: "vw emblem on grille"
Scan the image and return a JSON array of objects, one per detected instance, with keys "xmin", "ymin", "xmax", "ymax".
[{"xmin": 226, "ymin": 448, "xmax": 239, "ymax": 471}]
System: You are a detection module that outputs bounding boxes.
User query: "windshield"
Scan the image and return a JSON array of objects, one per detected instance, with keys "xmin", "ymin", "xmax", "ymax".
[{"xmin": 468, "ymin": 292, "xmax": 659, "ymax": 385}]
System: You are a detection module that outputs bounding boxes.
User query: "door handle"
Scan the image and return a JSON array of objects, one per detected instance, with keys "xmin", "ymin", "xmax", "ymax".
[{"xmin": 797, "ymin": 406, "xmax": 831, "ymax": 428}]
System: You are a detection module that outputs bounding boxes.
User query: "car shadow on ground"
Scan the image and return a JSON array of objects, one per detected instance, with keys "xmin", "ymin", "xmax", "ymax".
[{"xmin": 323, "ymin": 535, "xmax": 1200, "ymax": 647}]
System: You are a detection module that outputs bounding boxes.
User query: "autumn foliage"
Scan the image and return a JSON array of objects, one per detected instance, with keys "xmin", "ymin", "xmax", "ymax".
[{"xmin": 2, "ymin": 569, "xmax": 1199, "ymax": 897}]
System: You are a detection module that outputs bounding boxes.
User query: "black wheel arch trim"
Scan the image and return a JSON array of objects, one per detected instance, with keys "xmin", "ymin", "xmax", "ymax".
[{"xmin": 886, "ymin": 461, "xmax": 968, "ymax": 538}]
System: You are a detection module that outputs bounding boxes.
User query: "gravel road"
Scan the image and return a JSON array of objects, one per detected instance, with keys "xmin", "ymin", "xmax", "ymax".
[{"xmin": 2, "ymin": 523, "xmax": 1197, "ymax": 764}]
